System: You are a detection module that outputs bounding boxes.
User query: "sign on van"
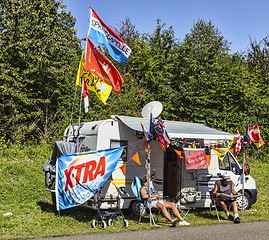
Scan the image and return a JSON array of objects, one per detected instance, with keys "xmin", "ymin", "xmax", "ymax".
[{"xmin": 184, "ymin": 148, "xmax": 208, "ymax": 169}]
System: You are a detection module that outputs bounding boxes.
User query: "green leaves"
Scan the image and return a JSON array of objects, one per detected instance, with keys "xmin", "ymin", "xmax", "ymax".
[{"xmin": 0, "ymin": 0, "xmax": 81, "ymax": 143}]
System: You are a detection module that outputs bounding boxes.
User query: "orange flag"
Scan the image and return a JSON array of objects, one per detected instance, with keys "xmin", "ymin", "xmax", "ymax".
[
  {"xmin": 206, "ymin": 155, "xmax": 211, "ymax": 166},
  {"xmin": 131, "ymin": 152, "xmax": 141, "ymax": 165},
  {"xmin": 173, "ymin": 149, "xmax": 184, "ymax": 158},
  {"xmin": 120, "ymin": 164, "xmax": 126, "ymax": 176},
  {"xmin": 84, "ymin": 38, "xmax": 124, "ymax": 94}
]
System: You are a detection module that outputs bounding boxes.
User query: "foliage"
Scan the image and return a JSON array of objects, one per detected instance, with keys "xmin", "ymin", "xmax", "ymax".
[
  {"xmin": 0, "ymin": 0, "xmax": 81, "ymax": 143},
  {"xmin": 0, "ymin": 3, "xmax": 268, "ymax": 157}
]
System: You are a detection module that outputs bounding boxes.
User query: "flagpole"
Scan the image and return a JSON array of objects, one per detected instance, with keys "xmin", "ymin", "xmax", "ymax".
[
  {"xmin": 147, "ymin": 112, "xmax": 156, "ymax": 226},
  {"xmin": 242, "ymin": 141, "xmax": 246, "ymax": 219},
  {"xmin": 77, "ymin": 76, "xmax": 84, "ymax": 152}
]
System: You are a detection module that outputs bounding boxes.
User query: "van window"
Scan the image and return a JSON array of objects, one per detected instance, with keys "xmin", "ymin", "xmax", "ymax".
[
  {"xmin": 219, "ymin": 151, "xmax": 240, "ymax": 173},
  {"xmin": 110, "ymin": 140, "xmax": 128, "ymax": 163},
  {"xmin": 219, "ymin": 153, "xmax": 231, "ymax": 170}
]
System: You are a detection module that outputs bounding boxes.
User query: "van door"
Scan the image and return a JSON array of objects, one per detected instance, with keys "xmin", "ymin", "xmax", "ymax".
[{"xmin": 163, "ymin": 148, "xmax": 179, "ymax": 197}]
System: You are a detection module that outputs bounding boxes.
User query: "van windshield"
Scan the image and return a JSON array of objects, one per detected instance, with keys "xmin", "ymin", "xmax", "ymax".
[{"xmin": 219, "ymin": 151, "xmax": 241, "ymax": 174}]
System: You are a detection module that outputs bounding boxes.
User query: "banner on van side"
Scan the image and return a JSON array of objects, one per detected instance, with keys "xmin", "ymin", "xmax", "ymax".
[
  {"xmin": 56, "ymin": 147, "xmax": 124, "ymax": 210},
  {"xmin": 183, "ymin": 148, "xmax": 208, "ymax": 169}
]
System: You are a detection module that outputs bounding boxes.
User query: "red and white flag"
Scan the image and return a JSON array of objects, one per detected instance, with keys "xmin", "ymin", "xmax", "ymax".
[
  {"xmin": 84, "ymin": 37, "xmax": 124, "ymax": 94},
  {"xmin": 235, "ymin": 129, "xmax": 241, "ymax": 154}
]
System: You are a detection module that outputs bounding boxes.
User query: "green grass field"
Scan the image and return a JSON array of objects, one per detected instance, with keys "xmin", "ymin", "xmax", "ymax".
[{"xmin": 0, "ymin": 144, "xmax": 268, "ymax": 240}]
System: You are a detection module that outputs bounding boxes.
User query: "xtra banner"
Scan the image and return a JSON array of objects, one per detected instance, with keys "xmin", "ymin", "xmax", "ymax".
[
  {"xmin": 56, "ymin": 147, "xmax": 124, "ymax": 210},
  {"xmin": 183, "ymin": 148, "xmax": 208, "ymax": 169}
]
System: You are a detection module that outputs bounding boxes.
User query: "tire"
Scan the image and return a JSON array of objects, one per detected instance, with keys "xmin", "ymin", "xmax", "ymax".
[
  {"xmin": 123, "ymin": 219, "xmax": 129, "ymax": 228},
  {"xmin": 237, "ymin": 192, "xmax": 251, "ymax": 211},
  {"xmin": 107, "ymin": 218, "xmax": 113, "ymax": 226},
  {"xmin": 91, "ymin": 219, "xmax": 98, "ymax": 228},
  {"xmin": 101, "ymin": 220, "xmax": 107, "ymax": 229},
  {"xmin": 129, "ymin": 200, "xmax": 146, "ymax": 216}
]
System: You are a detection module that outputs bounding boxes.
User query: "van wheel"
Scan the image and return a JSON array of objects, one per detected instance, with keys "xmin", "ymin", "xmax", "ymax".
[
  {"xmin": 237, "ymin": 192, "xmax": 251, "ymax": 211},
  {"xmin": 129, "ymin": 200, "xmax": 146, "ymax": 216}
]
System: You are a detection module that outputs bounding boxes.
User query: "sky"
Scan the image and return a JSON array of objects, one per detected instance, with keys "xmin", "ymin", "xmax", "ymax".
[{"xmin": 62, "ymin": 0, "xmax": 269, "ymax": 53}]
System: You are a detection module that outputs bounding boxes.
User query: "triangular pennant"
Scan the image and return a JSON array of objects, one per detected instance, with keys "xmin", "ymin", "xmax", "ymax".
[
  {"xmin": 120, "ymin": 164, "xmax": 126, "ymax": 176},
  {"xmin": 173, "ymin": 149, "xmax": 184, "ymax": 158},
  {"xmin": 159, "ymin": 142, "xmax": 167, "ymax": 151},
  {"xmin": 131, "ymin": 152, "xmax": 141, "ymax": 165},
  {"xmin": 212, "ymin": 147, "xmax": 229, "ymax": 164},
  {"xmin": 108, "ymin": 174, "xmax": 113, "ymax": 181}
]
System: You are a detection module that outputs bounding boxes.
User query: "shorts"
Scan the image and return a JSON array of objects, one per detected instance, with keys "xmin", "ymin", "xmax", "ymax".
[{"xmin": 147, "ymin": 198, "xmax": 165, "ymax": 208}]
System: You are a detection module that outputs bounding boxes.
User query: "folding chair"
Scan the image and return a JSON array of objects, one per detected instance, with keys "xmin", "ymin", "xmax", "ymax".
[
  {"xmin": 210, "ymin": 190, "xmax": 234, "ymax": 221},
  {"xmin": 209, "ymin": 190, "xmax": 221, "ymax": 221},
  {"xmin": 131, "ymin": 176, "xmax": 161, "ymax": 224}
]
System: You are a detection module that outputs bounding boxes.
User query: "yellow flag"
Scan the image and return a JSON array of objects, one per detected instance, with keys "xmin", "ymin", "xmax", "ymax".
[
  {"xmin": 212, "ymin": 147, "xmax": 229, "ymax": 163},
  {"xmin": 76, "ymin": 52, "xmax": 85, "ymax": 86},
  {"xmin": 83, "ymin": 70, "xmax": 112, "ymax": 104}
]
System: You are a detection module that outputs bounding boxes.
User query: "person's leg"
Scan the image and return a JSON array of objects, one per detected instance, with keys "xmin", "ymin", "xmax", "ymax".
[
  {"xmin": 163, "ymin": 201, "xmax": 184, "ymax": 221},
  {"xmin": 231, "ymin": 200, "xmax": 240, "ymax": 223},
  {"xmin": 156, "ymin": 202, "xmax": 173, "ymax": 222},
  {"xmin": 218, "ymin": 200, "xmax": 228, "ymax": 213},
  {"xmin": 231, "ymin": 200, "xmax": 238, "ymax": 214}
]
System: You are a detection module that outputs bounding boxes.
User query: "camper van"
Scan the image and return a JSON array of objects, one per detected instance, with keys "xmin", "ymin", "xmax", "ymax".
[{"xmin": 46, "ymin": 115, "xmax": 257, "ymax": 213}]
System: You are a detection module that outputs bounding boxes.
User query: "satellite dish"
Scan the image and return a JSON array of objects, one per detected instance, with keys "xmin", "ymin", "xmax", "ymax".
[{"xmin": 142, "ymin": 101, "xmax": 163, "ymax": 119}]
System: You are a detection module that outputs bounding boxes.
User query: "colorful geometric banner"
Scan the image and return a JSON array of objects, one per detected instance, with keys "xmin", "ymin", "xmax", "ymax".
[
  {"xmin": 184, "ymin": 148, "xmax": 208, "ymax": 169},
  {"xmin": 56, "ymin": 147, "xmax": 124, "ymax": 210}
]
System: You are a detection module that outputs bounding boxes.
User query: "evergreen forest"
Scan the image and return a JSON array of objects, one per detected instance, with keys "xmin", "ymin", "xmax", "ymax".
[{"xmin": 1, "ymin": 0, "xmax": 268, "ymax": 158}]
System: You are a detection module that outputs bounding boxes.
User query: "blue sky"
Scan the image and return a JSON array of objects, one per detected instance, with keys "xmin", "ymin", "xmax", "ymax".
[{"xmin": 62, "ymin": 0, "xmax": 269, "ymax": 53}]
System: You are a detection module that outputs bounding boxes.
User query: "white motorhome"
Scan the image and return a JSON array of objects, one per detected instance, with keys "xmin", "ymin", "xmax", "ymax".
[{"xmin": 60, "ymin": 115, "xmax": 257, "ymax": 213}]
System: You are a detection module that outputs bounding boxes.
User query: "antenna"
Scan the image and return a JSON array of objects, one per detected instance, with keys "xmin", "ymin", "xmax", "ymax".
[{"xmin": 142, "ymin": 101, "xmax": 163, "ymax": 119}]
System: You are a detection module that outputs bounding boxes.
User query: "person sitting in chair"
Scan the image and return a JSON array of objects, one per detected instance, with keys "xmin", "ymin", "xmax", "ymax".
[
  {"xmin": 212, "ymin": 173, "xmax": 241, "ymax": 223},
  {"xmin": 140, "ymin": 177, "xmax": 190, "ymax": 227}
]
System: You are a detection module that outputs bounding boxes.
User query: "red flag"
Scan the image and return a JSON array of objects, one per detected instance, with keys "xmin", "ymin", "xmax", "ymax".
[
  {"xmin": 251, "ymin": 123, "xmax": 265, "ymax": 149},
  {"xmin": 84, "ymin": 38, "xmax": 124, "ymax": 94}
]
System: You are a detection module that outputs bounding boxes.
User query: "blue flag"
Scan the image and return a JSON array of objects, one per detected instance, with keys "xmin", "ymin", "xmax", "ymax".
[{"xmin": 87, "ymin": 8, "xmax": 131, "ymax": 65}]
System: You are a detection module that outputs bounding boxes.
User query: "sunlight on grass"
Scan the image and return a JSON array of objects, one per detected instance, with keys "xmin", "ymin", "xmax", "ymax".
[{"xmin": 0, "ymin": 146, "xmax": 268, "ymax": 240}]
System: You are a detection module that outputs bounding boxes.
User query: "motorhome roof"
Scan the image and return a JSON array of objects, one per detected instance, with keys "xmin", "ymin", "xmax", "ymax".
[{"xmin": 113, "ymin": 115, "xmax": 234, "ymax": 140}]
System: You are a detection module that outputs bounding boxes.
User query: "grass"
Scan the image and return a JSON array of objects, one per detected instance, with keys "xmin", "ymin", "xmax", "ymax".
[{"xmin": 0, "ymin": 144, "xmax": 268, "ymax": 239}]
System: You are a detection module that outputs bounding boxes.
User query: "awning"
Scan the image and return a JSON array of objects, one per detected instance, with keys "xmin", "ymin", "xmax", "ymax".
[{"xmin": 113, "ymin": 115, "xmax": 234, "ymax": 140}]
